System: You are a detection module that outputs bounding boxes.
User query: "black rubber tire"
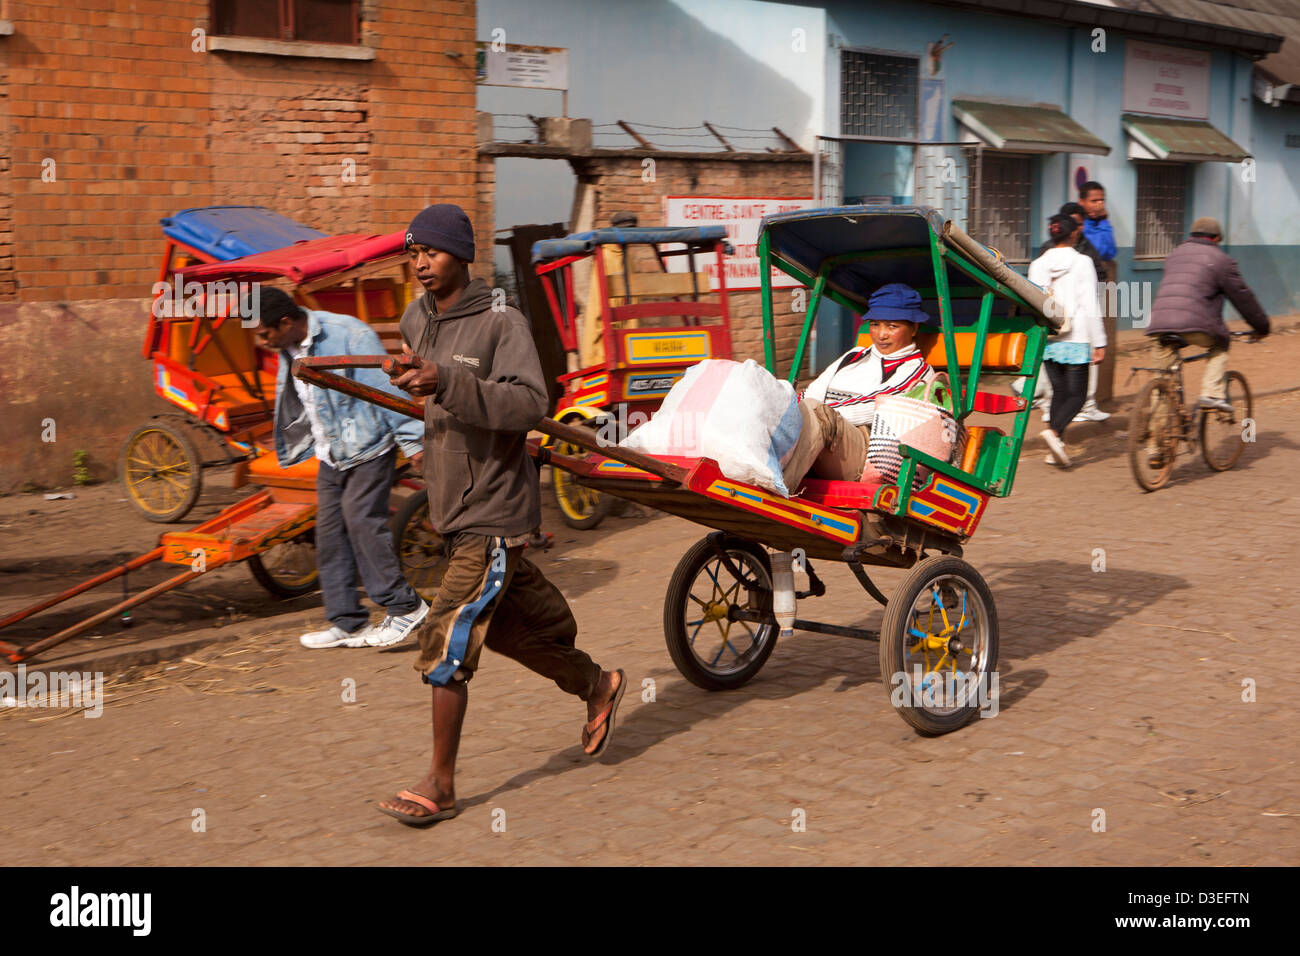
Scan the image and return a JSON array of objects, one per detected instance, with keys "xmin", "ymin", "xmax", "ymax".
[
  {"xmin": 663, "ymin": 536, "xmax": 778, "ymax": 691},
  {"xmin": 1199, "ymin": 370, "xmax": 1253, "ymax": 472},
  {"xmin": 1128, "ymin": 378, "xmax": 1177, "ymax": 492},
  {"xmin": 392, "ymin": 489, "xmax": 449, "ymax": 601},
  {"xmin": 879, "ymin": 554, "xmax": 999, "ymax": 736},
  {"xmin": 119, "ymin": 419, "xmax": 203, "ymax": 522},
  {"xmin": 248, "ymin": 532, "xmax": 319, "ymax": 599}
]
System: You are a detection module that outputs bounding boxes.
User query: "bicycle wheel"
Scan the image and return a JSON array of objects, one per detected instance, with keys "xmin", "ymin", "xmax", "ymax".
[
  {"xmin": 1199, "ymin": 371, "xmax": 1253, "ymax": 472},
  {"xmin": 1128, "ymin": 378, "xmax": 1177, "ymax": 492}
]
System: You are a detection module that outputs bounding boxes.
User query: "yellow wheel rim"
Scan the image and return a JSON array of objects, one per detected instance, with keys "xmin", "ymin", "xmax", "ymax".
[
  {"xmin": 124, "ymin": 428, "xmax": 197, "ymax": 516},
  {"xmin": 553, "ymin": 440, "xmax": 603, "ymax": 520}
]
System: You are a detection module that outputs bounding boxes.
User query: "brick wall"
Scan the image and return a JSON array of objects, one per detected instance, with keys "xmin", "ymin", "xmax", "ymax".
[
  {"xmin": 474, "ymin": 152, "xmax": 496, "ymax": 278},
  {"xmin": 0, "ymin": 47, "xmax": 13, "ymax": 301},
  {"xmin": 567, "ymin": 153, "xmax": 814, "ymax": 374},
  {"xmin": 0, "ymin": 0, "xmax": 479, "ymax": 492}
]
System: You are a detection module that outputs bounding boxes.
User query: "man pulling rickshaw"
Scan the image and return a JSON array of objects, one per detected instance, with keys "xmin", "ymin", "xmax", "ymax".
[{"xmin": 374, "ymin": 204, "xmax": 627, "ymax": 827}]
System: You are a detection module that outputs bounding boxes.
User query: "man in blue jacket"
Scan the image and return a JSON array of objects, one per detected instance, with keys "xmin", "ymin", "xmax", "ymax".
[
  {"xmin": 255, "ymin": 288, "xmax": 429, "ymax": 649},
  {"xmin": 1077, "ymin": 181, "xmax": 1116, "ymax": 422}
]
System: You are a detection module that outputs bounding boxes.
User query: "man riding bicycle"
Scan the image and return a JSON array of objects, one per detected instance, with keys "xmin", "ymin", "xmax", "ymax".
[{"xmin": 1146, "ymin": 217, "xmax": 1270, "ymax": 412}]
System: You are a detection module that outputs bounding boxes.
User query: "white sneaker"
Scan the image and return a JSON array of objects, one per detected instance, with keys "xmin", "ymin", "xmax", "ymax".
[
  {"xmin": 300, "ymin": 625, "xmax": 368, "ymax": 649},
  {"xmin": 1198, "ymin": 396, "xmax": 1234, "ymax": 413},
  {"xmin": 1074, "ymin": 403, "xmax": 1111, "ymax": 423},
  {"xmin": 364, "ymin": 600, "xmax": 431, "ymax": 647},
  {"xmin": 1042, "ymin": 428, "xmax": 1072, "ymax": 467}
]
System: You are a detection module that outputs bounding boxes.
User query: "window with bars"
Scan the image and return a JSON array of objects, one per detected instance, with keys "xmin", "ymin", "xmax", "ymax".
[
  {"xmin": 213, "ymin": 0, "xmax": 359, "ymax": 44},
  {"xmin": 975, "ymin": 153, "xmax": 1032, "ymax": 262},
  {"xmin": 1135, "ymin": 163, "xmax": 1188, "ymax": 258},
  {"xmin": 840, "ymin": 50, "xmax": 918, "ymax": 140}
]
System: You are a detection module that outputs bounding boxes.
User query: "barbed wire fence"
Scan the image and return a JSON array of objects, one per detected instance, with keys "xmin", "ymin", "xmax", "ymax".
[{"xmin": 485, "ymin": 114, "xmax": 805, "ymax": 153}]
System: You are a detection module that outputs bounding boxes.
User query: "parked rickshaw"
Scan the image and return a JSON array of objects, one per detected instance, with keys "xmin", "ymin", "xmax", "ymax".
[
  {"xmin": 529, "ymin": 225, "xmax": 734, "ymax": 528},
  {"xmin": 121, "ymin": 205, "xmax": 324, "ymax": 525},
  {"xmin": 293, "ymin": 205, "xmax": 1062, "ymax": 736},
  {"xmin": 124, "ymin": 227, "xmax": 416, "ymax": 523},
  {"xmin": 125, "ymin": 228, "xmax": 421, "ymax": 599},
  {"xmin": 2, "ymin": 229, "xmax": 426, "ymax": 664}
]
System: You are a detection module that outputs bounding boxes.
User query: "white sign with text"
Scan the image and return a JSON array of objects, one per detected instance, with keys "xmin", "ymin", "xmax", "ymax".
[
  {"xmin": 663, "ymin": 196, "xmax": 818, "ymax": 291},
  {"xmin": 476, "ymin": 43, "xmax": 569, "ymax": 90},
  {"xmin": 1122, "ymin": 40, "xmax": 1209, "ymax": 119}
]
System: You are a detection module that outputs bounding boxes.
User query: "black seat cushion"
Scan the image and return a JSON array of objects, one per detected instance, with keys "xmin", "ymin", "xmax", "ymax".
[{"xmin": 1158, "ymin": 333, "xmax": 1189, "ymax": 349}]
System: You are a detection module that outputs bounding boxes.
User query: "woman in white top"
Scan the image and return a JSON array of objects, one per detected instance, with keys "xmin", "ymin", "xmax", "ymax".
[
  {"xmin": 1028, "ymin": 214, "xmax": 1106, "ymax": 468},
  {"xmin": 782, "ymin": 283, "xmax": 934, "ymax": 489}
]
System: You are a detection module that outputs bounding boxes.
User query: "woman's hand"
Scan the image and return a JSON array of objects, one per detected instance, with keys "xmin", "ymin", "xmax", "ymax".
[{"xmin": 1093, "ymin": 347, "xmax": 1105, "ymax": 363}]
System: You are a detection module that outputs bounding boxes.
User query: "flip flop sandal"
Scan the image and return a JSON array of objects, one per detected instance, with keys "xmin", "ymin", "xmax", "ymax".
[
  {"xmin": 582, "ymin": 669, "xmax": 627, "ymax": 758},
  {"xmin": 376, "ymin": 789, "xmax": 460, "ymax": 827}
]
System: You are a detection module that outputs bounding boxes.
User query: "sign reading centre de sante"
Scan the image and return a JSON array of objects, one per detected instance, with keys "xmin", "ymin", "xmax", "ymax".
[
  {"xmin": 1122, "ymin": 40, "xmax": 1210, "ymax": 120},
  {"xmin": 664, "ymin": 196, "xmax": 817, "ymax": 291}
]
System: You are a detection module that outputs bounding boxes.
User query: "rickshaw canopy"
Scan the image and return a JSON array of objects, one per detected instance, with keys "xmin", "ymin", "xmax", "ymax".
[
  {"xmin": 758, "ymin": 204, "xmax": 1049, "ymax": 322},
  {"xmin": 531, "ymin": 225, "xmax": 731, "ymax": 265},
  {"xmin": 179, "ymin": 232, "xmax": 407, "ymax": 285},
  {"xmin": 161, "ymin": 206, "xmax": 326, "ymax": 261}
]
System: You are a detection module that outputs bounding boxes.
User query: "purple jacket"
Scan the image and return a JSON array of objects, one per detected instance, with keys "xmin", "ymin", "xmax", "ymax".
[{"xmin": 1146, "ymin": 238, "xmax": 1270, "ymax": 345}]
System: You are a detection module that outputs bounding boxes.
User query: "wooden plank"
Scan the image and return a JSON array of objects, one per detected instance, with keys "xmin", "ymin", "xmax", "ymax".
[{"xmin": 606, "ymin": 271, "xmax": 712, "ymax": 300}]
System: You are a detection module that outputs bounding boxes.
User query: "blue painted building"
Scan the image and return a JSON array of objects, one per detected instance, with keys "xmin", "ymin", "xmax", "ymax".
[
  {"xmin": 479, "ymin": 0, "xmax": 1299, "ymax": 363},
  {"xmin": 812, "ymin": 0, "xmax": 1298, "ymax": 353}
]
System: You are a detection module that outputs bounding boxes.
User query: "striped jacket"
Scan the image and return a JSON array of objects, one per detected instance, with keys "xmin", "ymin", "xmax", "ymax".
[{"xmin": 799, "ymin": 344, "xmax": 932, "ymax": 427}]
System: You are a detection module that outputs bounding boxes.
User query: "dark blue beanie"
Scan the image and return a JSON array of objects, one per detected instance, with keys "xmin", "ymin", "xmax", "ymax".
[{"xmin": 405, "ymin": 204, "xmax": 475, "ymax": 262}]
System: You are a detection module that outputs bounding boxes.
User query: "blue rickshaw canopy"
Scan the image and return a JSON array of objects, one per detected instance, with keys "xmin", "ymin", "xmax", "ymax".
[
  {"xmin": 531, "ymin": 225, "xmax": 731, "ymax": 265},
  {"xmin": 162, "ymin": 206, "xmax": 326, "ymax": 261}
]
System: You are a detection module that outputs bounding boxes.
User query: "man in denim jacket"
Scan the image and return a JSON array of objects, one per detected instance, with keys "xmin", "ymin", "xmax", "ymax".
[{"xmin": 255, "ymin": 288, "xmax": 429, "ymax": 649}]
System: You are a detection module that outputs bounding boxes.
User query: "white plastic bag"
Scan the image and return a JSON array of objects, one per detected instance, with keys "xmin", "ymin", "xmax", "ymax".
[{"xmin": 620, "ymin": 359, "xmax": 802, "ymax": 496}]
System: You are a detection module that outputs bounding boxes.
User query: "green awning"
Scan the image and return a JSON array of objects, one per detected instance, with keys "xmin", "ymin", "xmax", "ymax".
[
  {"xmin": 1121, "ymin": 114, "xmax": 1250, "ymax": 162},
  {"xmin": 953, "ymin": 100, "xmax": 1111, "ymax": 155}
]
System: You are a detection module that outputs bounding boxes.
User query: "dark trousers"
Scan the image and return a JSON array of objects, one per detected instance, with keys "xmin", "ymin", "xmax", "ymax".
[
  {"xmin": 315, "ymin": 448, "xmax": 420, "ymax": 633},
  {"xmin": 414, "ymin": 532, "xmax": 602, "ymax": 698},
  {"xmin": 1044, "ymin": 360, "xmax": 1090, "ymax": 438}
]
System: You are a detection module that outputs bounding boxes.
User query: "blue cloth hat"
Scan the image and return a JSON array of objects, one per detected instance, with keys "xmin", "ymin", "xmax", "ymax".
[
  {"xmin": 863, "ymin": 282, "xmax": 928, "ymax": 323},
  {"xmin": 405, "ymin": 204, "xmax": 475, "ymax": 262}
]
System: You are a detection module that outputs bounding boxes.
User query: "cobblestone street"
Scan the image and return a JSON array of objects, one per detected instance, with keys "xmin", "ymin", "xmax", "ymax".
[{"xmin": 3, "ymin": 345, "xmax": 1299, "ymax": 866}]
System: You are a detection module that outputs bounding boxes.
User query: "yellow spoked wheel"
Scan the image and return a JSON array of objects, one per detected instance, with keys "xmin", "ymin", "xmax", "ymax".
[
  {"xmin": 880, "ymin": 555, "xmax": 998, "ymax": 736},
  {"xmin": 248, "ymin": 533, "xmax": 319, "ymax": 599},
  {"xmin": 552, "ymin": 441, "xmax": 612, "ymax": 530},
  {"xmin": 393, "ymin": 490, "xmax": 449, "ymax": 601},
  {"xmin": 663, "ymin": 536, "xmax": 779, "ymax": 690},
  {"xmin": 119, "ymin": 420, "xmax": 203, "ymax": 523}
]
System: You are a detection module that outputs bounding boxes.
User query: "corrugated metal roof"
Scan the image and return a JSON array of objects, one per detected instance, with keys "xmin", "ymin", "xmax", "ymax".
[
  {"xmin": 928, "ymin": 0, "xmax": 1283, "ymax": 54},
  {"xmin": 1118, "ymin": 0, "xmax": 1300, "ymax": 88}
]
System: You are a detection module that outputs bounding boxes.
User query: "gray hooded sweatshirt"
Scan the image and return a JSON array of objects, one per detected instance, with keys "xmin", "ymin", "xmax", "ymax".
[{"xmin": 399, "ymin": 279, "xmax": 548, "ymax": 537}]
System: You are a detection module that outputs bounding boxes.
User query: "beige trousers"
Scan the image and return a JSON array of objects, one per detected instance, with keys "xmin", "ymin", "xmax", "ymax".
[
  {"xmin": 1154, "ymin": 332, "xmax": 1229, "ymax": 401},
  {"xmin": 782, "ymin": 398, "xmax": 870, "ymax": 491}
]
